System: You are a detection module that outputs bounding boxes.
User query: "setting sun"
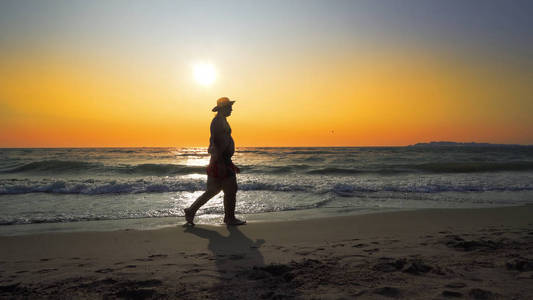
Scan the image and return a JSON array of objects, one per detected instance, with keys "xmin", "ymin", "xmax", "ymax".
[{"xmin": 193, "ymin": 63, "xmax": 216, "ymax": 86}]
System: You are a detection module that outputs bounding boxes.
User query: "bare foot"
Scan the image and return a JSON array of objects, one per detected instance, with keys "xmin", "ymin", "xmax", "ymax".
[
  {"xmin": 184, "ymin": 208, "xmax": 195, "ymax": 225},
  {"xmin": 224, "ymin": 218, "xmax": 246, "ymax": 226}
]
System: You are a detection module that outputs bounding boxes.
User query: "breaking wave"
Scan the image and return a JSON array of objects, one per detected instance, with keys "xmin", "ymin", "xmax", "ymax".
[
  {"xmin": 1, "ymin": 160, "xmax": 206, "ymax": 175},
  {"xmin": 1, "ymin": 178, "xmax": 532, "ymax": 196},
  {"xmin": 4, "ymin": 160, "xmax": 533, "ymax": 176}
]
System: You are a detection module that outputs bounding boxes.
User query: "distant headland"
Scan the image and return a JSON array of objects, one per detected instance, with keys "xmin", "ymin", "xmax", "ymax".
[{"xmin": 408, "ymin": 141, "xmax": 528, "ymax": 147}]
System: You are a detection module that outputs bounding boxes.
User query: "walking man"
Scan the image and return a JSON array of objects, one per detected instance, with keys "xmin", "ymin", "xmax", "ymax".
[{"xmin": 184, "ymin": 97, "xmax": 246, "ymax": 226}]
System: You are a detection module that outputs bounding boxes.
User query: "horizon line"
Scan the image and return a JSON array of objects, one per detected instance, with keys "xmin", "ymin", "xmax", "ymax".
[{"xmin": 1, "ymin": 144, "xmax": 532, "ymax": 149}]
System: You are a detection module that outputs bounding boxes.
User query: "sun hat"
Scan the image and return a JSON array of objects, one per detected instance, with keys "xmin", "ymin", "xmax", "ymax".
[{"xmin": 212, "ymin": 97, "xmax": 235, "ymax": 112}]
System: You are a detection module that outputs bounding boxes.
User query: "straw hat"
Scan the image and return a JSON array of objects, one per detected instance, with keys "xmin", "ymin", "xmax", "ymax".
[{"xmin": 212, "ymin": 97, "xmax": 235, "ymax": 112}]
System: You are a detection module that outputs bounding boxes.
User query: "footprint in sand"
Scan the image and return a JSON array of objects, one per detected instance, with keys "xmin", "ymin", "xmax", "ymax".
[
  {"xmin": 506, "ymin": 257, "xmax": 533, "ymax": 272},
  {"xmin": 148, "ymin": 254, "xmax": 168, "ymax": 259},
  {"xmin": 445, "ymin": 282, "xmax": 466, "ymax": 289},
  {"xmin": 183, "ymin": 268, "xmax": 201, "ymax": 274},
  {"xmin": 442, "ymin": 290, "xmax": 463, "ymax": 298},
  {"xmin": 95, "ymin": 268, "xmax": 114, "ymax": 274},
  {"xmin": 373, "ymin": 286, "xmax": 401, "ymax": 298},
  {"xmin": 363, "ymin": 248, "xmax": 379, "ymax": 254},
  {"xmin": 136, "ymin": 258, "xmax": 153, "ymax": 262},
  {"xmin": 403, "ymin": 260, "xmax": 432, "ymax": 275},
  {"xmin": 111, "ymin": 281, "xmax": 163, "ymax": 299},
  {"xmin": 228, "ymin": 254, "xmax": 246, "ymax": 260},
  {"xmin": 35, "ymin": 268, "xmax": 57, "ymax": 274},
  {"xmin": 469, "ymin": 288, "xmax": 495, "ymax": 299}
]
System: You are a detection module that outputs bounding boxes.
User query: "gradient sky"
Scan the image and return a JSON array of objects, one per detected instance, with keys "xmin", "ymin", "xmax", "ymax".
[{"xmin": 1, "ymin": 0, "xmax": 532, "ymax": 147}]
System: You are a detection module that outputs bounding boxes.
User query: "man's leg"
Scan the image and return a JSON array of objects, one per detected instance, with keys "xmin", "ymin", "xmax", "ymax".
[
  {"xmin": 222, "ymin": 176, "xmax": 245, "ymax": 225},
  {"xmin": 185, "ymin": 177, "xmax": 221, "ymax": 224}
]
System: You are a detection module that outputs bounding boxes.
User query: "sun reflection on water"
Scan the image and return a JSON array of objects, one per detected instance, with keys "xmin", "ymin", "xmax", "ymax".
[
  {"xmin": 184, "ymin": 157, "xmax": 209, "ymax": 166},
  {"xmin": 183, "ymin": 173, "xmax": 207, "ymax": 180}
]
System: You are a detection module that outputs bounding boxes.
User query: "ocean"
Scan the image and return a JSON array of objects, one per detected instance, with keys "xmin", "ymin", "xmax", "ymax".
[{"xmin": 1, "ymin": 146, "xmax": 533, "ymax": 235}]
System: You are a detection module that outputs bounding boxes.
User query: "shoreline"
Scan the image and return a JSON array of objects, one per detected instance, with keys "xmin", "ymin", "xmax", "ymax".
[
  {"xmin": 1, "ymin": 205, "xmax": 532, "ymax": 298},
  {"xmin": 0, "ymin": 203, "xmax": 527, "ymax": 237}
]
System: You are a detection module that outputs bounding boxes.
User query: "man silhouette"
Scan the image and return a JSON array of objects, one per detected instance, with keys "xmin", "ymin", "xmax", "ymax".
[{"xmin": 184, "ymin": 97, "xmax": 246, "ymax": 226}]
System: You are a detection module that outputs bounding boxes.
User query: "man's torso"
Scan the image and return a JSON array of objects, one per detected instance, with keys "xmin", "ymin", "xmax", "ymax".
[{"xmin": 208, "ymin": 115, "xmax": 235, "ymax": 162}]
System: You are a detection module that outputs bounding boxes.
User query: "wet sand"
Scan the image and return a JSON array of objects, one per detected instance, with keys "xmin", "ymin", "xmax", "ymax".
[{"xmin": 1, "ymin": 206, "xmax": 533, "ymax": 299}]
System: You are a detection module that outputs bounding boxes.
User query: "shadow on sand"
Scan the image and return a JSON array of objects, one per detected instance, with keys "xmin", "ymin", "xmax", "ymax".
[
  {"xmin": 184, "ymin": 225, "xmax": 304, "ymax": 298},
  {"xmin": 184, "ymin": 225, "xmax": 267, "ymax": 298},
  {"xmin": 184, "ymin": 225, "xmax": 265, "ymax": 268}
]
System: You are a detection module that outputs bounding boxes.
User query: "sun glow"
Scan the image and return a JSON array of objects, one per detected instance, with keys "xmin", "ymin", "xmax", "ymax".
[{"xmin": 193, "ymin": 63, "xmax": 216, "ymax": 86}]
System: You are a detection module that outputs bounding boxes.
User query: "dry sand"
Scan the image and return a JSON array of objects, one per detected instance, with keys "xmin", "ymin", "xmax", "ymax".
[{"xmin": 1, "ymin": 206, "xmax": 532, "ymax": 299}]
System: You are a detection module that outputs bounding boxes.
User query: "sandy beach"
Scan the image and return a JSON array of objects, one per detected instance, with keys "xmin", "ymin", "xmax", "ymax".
[{"xmin": 1, "ymin": 206, "xmax": 532, "ymax": 299}]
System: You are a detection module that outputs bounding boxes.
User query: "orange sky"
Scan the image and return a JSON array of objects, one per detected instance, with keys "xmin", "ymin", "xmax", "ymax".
[{"xmin": 1, "ymin": 1, "xmax": 532, "ymax": 147}]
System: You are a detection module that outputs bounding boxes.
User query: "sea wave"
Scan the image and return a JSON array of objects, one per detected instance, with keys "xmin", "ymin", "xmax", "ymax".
[
  {"xmin": 117, "ymin": 164, "xmax": 206, "ymax": 175},
  {"xmin": 411, "ymin": 162, "xmax": 533, "ymax": 173},
  {"xmin": 0, "ymin": 213, "xmax": 179, "ymax": 226},
  {"xmin": 284, "ymin": 150, "xmax": 340, "ymax": 155},
  {"xmin": 306, "ymin": 167, "xmax": 364, "ymax": 175},
  {"xmin": 245, "ymin": 165, "xmax": 311, "ymax": 174},
  {"xmin": 0, "ymin": 178, "xmax": 314, "ymax": 195},
  {"xmin": 1, "ymin": 160, "xmax": 207, "ymax": 175},
  {"xmin": 1, "ymin": 178, "xmax": 532, "ymax": 195},
  {"xmin": 306, "ymin": 162, "xmax": 533, "ymax": 175},
  {"xmin": 176, "ymin": 153, "xmax": 210, "ymax": 157},
  {"xmin": 5, "ymin": 160, "xmax": 533, "ymax": 176},
  {"xmin": 5, "ymin": 160, "xmax": 102, "ymax": 173},
  {"xmin": 330, "ymin": 182, "xmax": 533, "ymax": 196}
]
